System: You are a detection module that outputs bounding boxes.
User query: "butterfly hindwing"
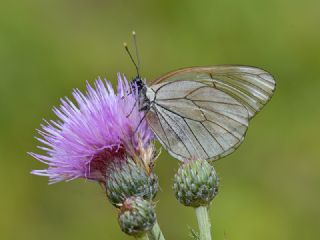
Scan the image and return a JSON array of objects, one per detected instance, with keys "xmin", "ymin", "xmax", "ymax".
[{"xmin": 146, "ymin": 79, "xmax": 249, "ymax": 161}]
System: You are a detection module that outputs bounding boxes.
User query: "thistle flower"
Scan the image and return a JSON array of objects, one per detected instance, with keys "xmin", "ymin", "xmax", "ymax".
[
  {"xmin": 173, "ymin": 159, "xmax": 219, "ymax": 240},
  {"xmin": 30, "ymin": 74, "xmax": 155, "ymax": 184}
]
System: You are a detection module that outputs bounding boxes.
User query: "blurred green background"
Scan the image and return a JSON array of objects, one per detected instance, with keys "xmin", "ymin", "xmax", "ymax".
[{"xmin": 1, "ymin": 0, "xmax": 319, "ymax": 239}]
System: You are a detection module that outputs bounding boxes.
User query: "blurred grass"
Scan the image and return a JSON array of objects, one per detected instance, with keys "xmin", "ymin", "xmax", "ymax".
[{"xmin": 0, "ymin": 0, "xmax": 319, "ymax": 239}]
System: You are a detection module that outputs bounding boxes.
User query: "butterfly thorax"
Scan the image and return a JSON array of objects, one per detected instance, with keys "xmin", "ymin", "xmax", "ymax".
[
  {"xmin": 131, "ymin": 76, "xmax": 151, "ymax": 112},
  {"xmin": 131, "ymin": 76, "xmax": 145, "ymax": 92}
]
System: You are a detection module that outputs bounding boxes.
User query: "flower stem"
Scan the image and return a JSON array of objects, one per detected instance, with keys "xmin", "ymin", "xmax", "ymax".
[
  {"xmin": 195, "ymin": 206, "xmax": 212, "ymax": 240},
  {"xmin": 136, "ymin": 233, "xmax": 150, "ymax": 240},
  {"xmin": 148, "ymin": 221, "xmax": 166, "ymax": 240}
]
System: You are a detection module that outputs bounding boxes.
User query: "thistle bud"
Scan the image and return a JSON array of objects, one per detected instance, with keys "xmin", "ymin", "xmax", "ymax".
[
  {"xmin": 106, "ymin": 159, "xmax": 158, "ymax": 207},
  {"xmin": 173, "ymin": 159, "xmax": 219, "ymax": 207},
  {"xmin": 118, "ymin": 196, "xmax": 156, "ymax": 237}
]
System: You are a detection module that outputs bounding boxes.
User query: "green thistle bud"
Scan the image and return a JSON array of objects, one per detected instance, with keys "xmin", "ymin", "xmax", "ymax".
[
  {"xmin": 118, "ymin": 196, "xmax": 156, "ymax": 237},
  {"xmin": 106, "ymin": 159, "xmax": 158, "ymax": 207},
  {"xmin": 173, "ymin": 159, "xmax": 219, "ymax": 207}
]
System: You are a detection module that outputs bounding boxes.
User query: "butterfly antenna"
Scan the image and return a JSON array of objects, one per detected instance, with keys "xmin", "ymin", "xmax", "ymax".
[
  {"xmin": 123, "ymin": 42, "xmax": 140, "ymax": 78},
  {"xmin": 132, "ymin": 31, "xmax": 141, "ymax": 76}
]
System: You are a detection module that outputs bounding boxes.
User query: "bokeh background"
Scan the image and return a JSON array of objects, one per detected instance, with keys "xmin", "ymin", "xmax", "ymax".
[{"xmin": 1, "ymin": 0, "xmax": 319, "ymax": 239}]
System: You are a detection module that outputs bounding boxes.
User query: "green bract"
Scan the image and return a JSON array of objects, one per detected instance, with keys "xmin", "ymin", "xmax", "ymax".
[
  {"xmin": 106, "ymin": 159, "xmax": 158, "ymax": 207},
  {"xmin": 173, "ymin": 159, "xmax": 219, "ymax": 207},
  {"xmin": 118, "ymin": 196, "xmax": 156, "ymax": 237}
]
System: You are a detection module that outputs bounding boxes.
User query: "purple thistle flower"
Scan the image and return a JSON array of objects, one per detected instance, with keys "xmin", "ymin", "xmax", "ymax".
[{"xmin": 30, "ymin": 74, "xmax": 154, "ymax": 184}]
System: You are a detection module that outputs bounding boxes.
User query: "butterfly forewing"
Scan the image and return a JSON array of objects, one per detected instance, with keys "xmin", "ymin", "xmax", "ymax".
[
  {"xmin": 146, "ymin": 79, "xmax": 249, "ymax": 161},
  {"xmin": 152, "ymin": 65, "xmax": 276, "ymax": 118}
]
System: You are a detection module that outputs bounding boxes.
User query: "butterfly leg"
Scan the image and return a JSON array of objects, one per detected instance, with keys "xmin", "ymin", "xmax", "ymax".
[{"xmin": 126, "ymin": 98, "xmax": 138, "ymax": 118}]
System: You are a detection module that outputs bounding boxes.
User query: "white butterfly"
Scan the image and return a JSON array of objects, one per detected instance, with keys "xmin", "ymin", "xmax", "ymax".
[{"xmin": 126, "ymin": 33, "xmax": 276, "ymax": 162}]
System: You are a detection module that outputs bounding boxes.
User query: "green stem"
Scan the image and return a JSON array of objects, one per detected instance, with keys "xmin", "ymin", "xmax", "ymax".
[
  {"xmin": 136, "ymin": 233, "xmax": 150, "ymax": 240},
  {"xmin": 195, "ymin": 206, "xmax": 212, "ymax": 240},
  {"xmin": 148, "ymin": 221, "xmax": 166, "ymax": 240}
]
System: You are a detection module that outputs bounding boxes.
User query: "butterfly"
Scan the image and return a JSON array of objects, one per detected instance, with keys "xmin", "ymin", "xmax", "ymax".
[{"xmin": 126, "ymin": 32, "xmax": 276, "ymax": 162}]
